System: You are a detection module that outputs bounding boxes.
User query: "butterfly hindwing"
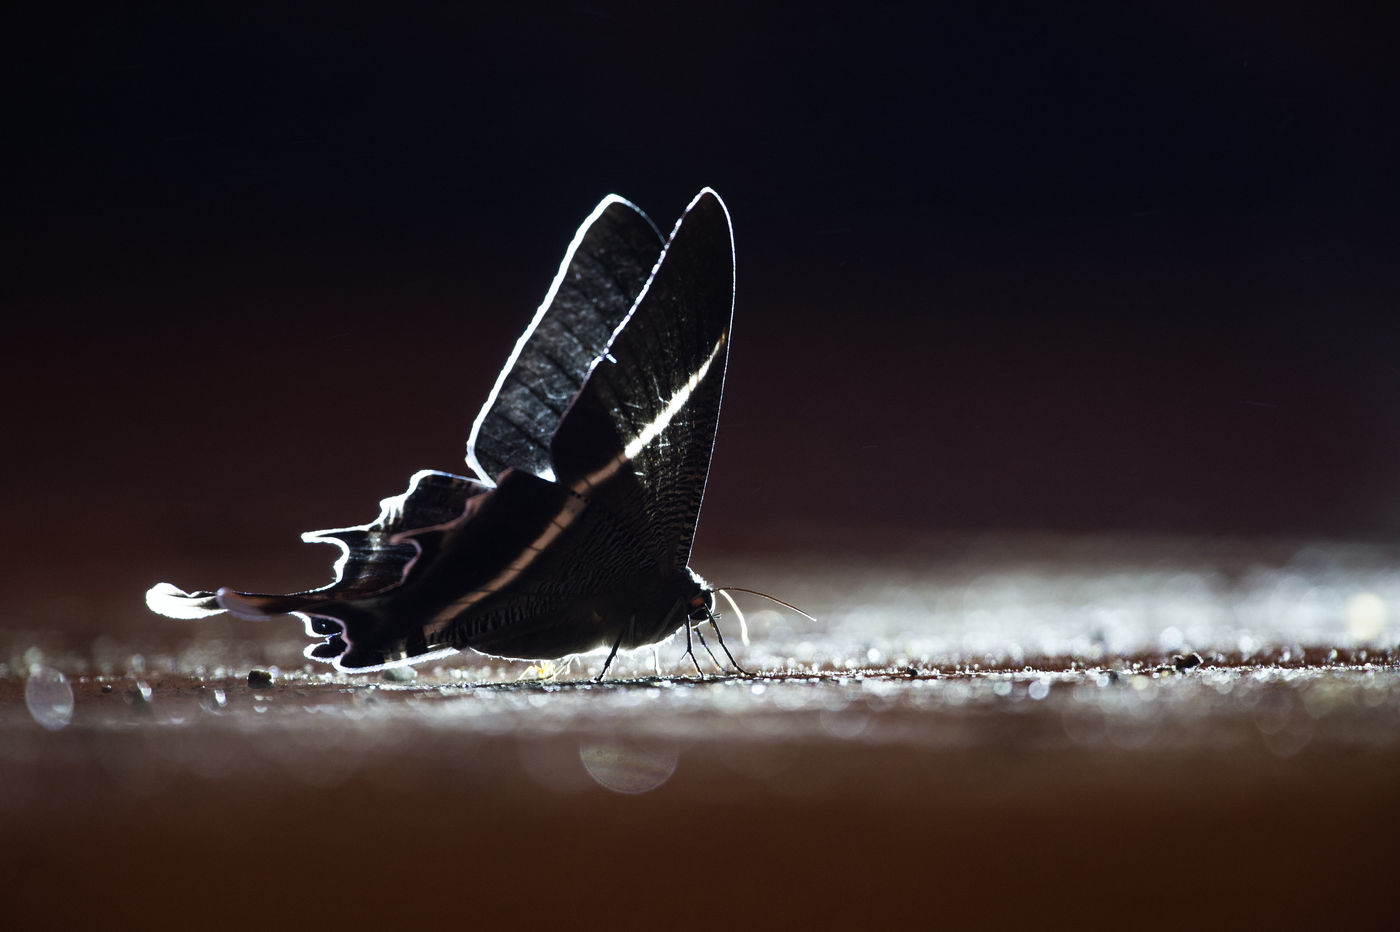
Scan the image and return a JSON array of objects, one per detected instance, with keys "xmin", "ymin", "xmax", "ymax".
[{"xmin": 145, "ymin": 469, "xmax": 489, "ymax": 621}]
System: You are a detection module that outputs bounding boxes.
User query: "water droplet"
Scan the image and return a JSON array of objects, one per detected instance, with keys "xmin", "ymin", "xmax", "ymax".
[
  {"xmin": 579, "ymin": 741, "xmax": 678, "ymax": 795},
  {"xmin": 198, "ymin": 687, "xmax": 227, "ymax": 713},
  {"xmin": 25, "ymin": 667, "xmax": 74, "ymax": 731},
  {"xmin": 125, "ymin": 681, "xmax": 153, "ymax": 710}
]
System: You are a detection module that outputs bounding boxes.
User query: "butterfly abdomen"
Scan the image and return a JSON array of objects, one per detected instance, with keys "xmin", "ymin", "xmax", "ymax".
[{"xmin": 452, "ymin": 566, "xmax": 703, "ymax": 661}]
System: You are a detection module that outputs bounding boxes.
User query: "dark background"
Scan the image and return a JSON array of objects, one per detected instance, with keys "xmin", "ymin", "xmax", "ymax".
[{"xmin": 5, "ymin": 2, "xmax": 1399, "ymax": 606}]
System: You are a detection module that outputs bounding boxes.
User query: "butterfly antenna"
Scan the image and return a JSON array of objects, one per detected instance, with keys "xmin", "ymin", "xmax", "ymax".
[
  {"xmin": 714, "ymin": 588, "xmax": 750, "ymax": 646},
  {"xmin": 717, "ymin": 587, "xmax": 817, "ymax": 624}
]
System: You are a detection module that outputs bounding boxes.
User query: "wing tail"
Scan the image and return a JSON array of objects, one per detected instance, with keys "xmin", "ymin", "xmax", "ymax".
[{"xmin": 144, "ymin": 470, "xmax": 490, "ymax": 658}]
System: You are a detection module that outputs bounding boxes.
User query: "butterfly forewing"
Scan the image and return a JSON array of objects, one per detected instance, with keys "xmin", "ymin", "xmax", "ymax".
[
  {"xmin": 467, "ymin": 197, "xmax": 663, "ymax": 483},
  {"xmin": 434, "ymin": 191, "xmax": 736, "ymax": 660},
  {"xmin": 550, "ymin": 189, "xmax": 735, "ymax": 570}
]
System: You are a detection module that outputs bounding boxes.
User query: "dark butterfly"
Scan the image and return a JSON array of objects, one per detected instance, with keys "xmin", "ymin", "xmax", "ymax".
[{"xmin": 147, "ymin": 189, "xmax": 740, "ymax": 676}]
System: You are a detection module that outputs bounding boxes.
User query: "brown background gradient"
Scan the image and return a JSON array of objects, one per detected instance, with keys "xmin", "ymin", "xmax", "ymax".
[
  {"xmin": 7, "ymin": 4, "xmax": 1399, "ymax": 597},
  {"xmin": 4, "ymin": 6, "xmax": 1399, "ymax": 925}
]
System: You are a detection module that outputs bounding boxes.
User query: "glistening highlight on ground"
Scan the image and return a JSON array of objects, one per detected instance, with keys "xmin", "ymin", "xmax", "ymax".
[{"xmin": 5, "ymin": 533, "xmax": 1399, "ymax": 924}]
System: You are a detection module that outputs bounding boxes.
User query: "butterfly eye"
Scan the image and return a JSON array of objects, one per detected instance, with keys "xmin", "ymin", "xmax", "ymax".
[{"xmin": 687, "ymin": 591, "xmax": 713, "ymax": 621}]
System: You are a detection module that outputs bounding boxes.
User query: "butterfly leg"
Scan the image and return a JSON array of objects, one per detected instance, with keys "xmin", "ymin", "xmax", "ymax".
[
  {"xmin": 706, "ymin": 610, "xmax": 749, "ymax": 675},
  {"xmin": 595, "ymin": 630, "xmax": 625, "ymax": 683},
  {"xmin": 681, "ymin": 615, "xmax": 705, "ymax": 676},
  {"xmin": 692, "ymin": 623, "xmax": 725, "ymax": 673}
]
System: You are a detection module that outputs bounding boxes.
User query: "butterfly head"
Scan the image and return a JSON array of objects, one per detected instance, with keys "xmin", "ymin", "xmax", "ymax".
[
  {"xmin": 686, "ymin": 589, "xmax": 716, "ymax": 624},
  {"xmin": 681, "ymin": 567, "xmax": 716, "ymax": 625}
]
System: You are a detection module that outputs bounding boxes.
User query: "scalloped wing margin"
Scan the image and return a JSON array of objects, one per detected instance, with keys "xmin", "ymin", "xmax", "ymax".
[{"xmin": 145, "ymin": 469, "xmax": 488, "ymax": 622}]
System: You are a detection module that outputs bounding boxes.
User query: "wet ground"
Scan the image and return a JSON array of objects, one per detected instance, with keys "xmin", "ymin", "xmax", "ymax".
[{"xmin": 6, "ymin": 533, "xmax": 1400, "ymax": 927}]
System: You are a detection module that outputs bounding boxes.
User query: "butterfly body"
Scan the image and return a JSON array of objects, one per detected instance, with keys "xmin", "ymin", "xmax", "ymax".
[{"xmin": 147, "ymin": 189, "xmax": 735, "ymax": 674}]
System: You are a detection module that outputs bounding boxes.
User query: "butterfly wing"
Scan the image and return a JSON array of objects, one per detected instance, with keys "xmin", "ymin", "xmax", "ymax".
[
  {"xmin": 466, "ymin": 196, "xmax": 664, "ymax": 484},
  {"xmin": 145, "ymin": 469, "xmax": 490, "ymax": 620},
  {"xmin": 147, "ymin": 190, "xmax": 735, "ymax": 672},
  {"xmin": 385, "ymin": 190, "xmax": 736, "ymax": 664},
  {"xmin": 414, "ymin": 190, "xmax": 736, "ymax": 663},
  {"xmin": 146, "ymin": 196, "xmax": 660, "ymax": 628},
  {"xmin": 549, "ymin": 188, "xmax": 735, "ymax": 571}
]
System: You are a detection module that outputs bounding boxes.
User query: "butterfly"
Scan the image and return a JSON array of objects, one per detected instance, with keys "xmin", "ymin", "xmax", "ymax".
[{"xmin": 147, "ymin": 188, "xmax": 741, "ymax": 677}]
